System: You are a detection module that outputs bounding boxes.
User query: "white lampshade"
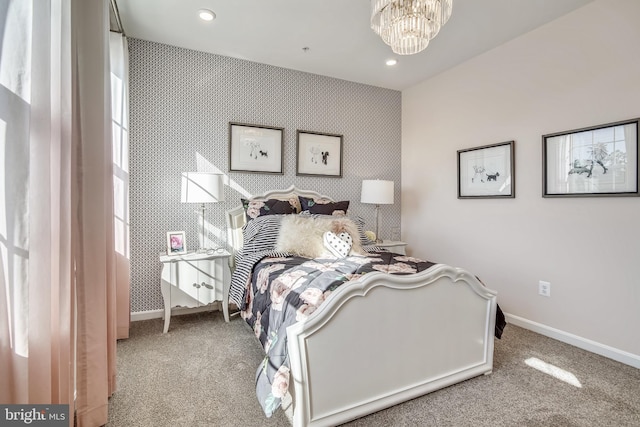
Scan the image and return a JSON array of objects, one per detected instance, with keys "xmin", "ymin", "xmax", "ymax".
[
  {"xmin": 361, "ymin": 180, "xmax": 394, "ymax": 205},
  {"xmin": 181, "ymin": 172, "xmax": 225, "ymax": 204}
]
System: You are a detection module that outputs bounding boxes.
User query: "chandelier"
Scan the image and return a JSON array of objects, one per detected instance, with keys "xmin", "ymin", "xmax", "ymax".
[{"xmin": 371, "ymin": 0, "xmax": 453, "ymax": 55}]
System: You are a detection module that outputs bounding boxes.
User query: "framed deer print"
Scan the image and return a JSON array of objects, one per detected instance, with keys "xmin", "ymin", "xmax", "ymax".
[
  {"xmin": 229, "ymin": 122, "xmax": 284, "ymax": 174},
  {"xmin": 542, "ymin": 118, "xmax": 639, "ymax": 197},
  {"xmin": 457, "ymin": 141, "xmax": 515, "ymax": 199}
]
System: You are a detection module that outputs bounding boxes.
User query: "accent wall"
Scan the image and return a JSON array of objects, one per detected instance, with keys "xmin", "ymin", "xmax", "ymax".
[{"xmin": 128, "ymin": 39, "xmax": 402, "ymax": 313}]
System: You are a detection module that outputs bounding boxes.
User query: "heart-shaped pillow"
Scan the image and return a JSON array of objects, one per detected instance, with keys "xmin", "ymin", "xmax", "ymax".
[{"xmin": 323, "ymin": 231, "xmax": 353, "ymax": 258}]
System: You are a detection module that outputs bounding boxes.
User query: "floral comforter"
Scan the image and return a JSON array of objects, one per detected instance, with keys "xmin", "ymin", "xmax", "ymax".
[{"xmin": 239, "ymin": 251, "xmax": 435, "ymax": 417}]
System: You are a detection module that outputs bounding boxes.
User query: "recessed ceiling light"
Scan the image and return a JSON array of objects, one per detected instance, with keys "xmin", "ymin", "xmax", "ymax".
[
  {"xmin": 386, "ymin": 59, "xmax": 397, "ymax": 66},
  {"xmin": 198, "ymin": 9, "xmax": 216, "ymax": 21}
]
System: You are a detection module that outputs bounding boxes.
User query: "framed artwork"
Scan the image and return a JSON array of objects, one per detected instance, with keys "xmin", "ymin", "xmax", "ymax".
[
  {"xmin": 229, "ymin": 122, "xmax": 284, "ymax": 174},
  {"xmin": 543, "ymin": 118, "xmax": 639, "ymax": 197},
  {"xmin": 457, "ymin": 141, "xmax": 515, "ymax": 199},
  {"xmin": 296, "ymin": 130, "xmax": 343, "ymax": 177},
  {"xmin": 166, "ymin": 231, "xmax": 187, "ymax": 255}
]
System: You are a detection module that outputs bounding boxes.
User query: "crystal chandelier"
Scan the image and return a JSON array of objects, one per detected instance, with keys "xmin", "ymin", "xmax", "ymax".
[{"xmin": 371, "ymin": 0, "xmax": 453, "ymax": 55}]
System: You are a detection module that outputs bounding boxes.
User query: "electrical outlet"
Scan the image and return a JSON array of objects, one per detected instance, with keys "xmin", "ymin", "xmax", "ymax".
[{"xmin": 539, "ymin": 281, "xmax": 551, "ymax": 297}]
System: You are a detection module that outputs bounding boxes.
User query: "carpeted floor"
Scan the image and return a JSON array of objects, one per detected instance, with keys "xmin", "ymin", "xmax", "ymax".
[{"xmin": 107, "ymin": 311, "xmax": 640, "ymax": 426}]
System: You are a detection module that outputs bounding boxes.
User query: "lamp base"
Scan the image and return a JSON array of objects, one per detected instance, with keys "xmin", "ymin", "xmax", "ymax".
[{"xmin": 374, "ymin": 204, "xmax": 382, "ymax": 245}]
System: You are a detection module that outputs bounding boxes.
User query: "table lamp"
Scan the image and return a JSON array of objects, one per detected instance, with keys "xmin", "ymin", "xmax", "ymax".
[
  {"xmin": 181, "ymin": 172, "xmax": 225, "ymax": 252},
  {"xmin": 360, "ymin": 179, "xmax": 394, "ymax": 244}
]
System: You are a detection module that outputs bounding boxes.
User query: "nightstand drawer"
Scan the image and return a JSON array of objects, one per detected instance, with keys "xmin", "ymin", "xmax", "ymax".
[
  {"xmin": 173, "ymin": 259, "xmax": 222, "ymax": 302},
  {"xmin": 376, "ymin": 240, "xmax": 407, "ymax": 255}
]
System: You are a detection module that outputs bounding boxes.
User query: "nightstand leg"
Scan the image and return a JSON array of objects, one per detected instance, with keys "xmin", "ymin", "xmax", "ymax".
[
  {"xmin": 222, "ymin": 298, "xmax": 229, "ymax": 322},
  {"xmin": 222, "ymin": 266, "xmax": 231, "ymax": 323},
  {"xmin": 161, "ymin": 280, "xmax": 171, "ymax": 333},
  {"xmin": 222, "ymin": 262, "xmax": 230, "ymax": 323},
  {"xmin": 163, "ymin": 307, "xmax": 170, "ymax": 333}
]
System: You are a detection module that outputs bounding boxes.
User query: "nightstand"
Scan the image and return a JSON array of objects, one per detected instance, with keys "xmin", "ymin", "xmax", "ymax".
[
  {"xmin": 376, "ymin": 240, "xmax": 407, "ymax": 255},
  {"xmin": 159, "ymin": 250, "xmax": 231, "ymax": 333}
]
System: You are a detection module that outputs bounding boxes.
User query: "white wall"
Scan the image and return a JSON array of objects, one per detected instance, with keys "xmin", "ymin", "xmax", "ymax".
[{"xmin": 402, "ymin": 0, "xmax": 640, "ymax": 360}]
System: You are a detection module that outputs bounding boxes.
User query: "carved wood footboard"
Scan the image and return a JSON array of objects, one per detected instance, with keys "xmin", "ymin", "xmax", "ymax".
[{"xmin": 286, "ymin": 264, "xmax": 497, "ymax": 427}]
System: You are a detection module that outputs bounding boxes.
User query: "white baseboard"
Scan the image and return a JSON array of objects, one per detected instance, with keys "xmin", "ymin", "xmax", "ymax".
[
  {"xmin": 505, "ymin": 313, "xmax": 640, "ymax": 369},
  {"xmin": 131, "ymin": 303, "xmax": 222, "ymax": 323},
  {"xmin": 131, "ymin": 309, "xmax": 163, "ymax": 322}
]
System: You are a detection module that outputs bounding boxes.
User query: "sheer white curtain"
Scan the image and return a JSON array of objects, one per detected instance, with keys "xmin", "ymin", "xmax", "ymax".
[
  {"xmin": 110, "ymin": 31, "xmax": 131, "ymax": 340},
  {"xmin": 0, "ymin": 0, "xmax": 126, "ymax": 425},
  {"xmin": 0, "ymin": 0, "xmax": 74, "ymax": 408}
]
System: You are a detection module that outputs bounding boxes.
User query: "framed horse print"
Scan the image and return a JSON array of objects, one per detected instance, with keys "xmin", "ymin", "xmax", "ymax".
[{"xmin": 542, "ymin": 118, "xmax": 639, "ymax": 197}]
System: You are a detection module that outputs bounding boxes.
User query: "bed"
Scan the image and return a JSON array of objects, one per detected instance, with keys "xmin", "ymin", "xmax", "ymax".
[{"xmin": 226, "ymin": 186, "xmax": 504, "ymax": 427}]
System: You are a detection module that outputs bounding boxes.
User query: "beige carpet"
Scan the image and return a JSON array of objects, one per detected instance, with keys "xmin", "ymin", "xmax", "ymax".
[{"xmin": 107, "ymin": 311, "xmax": 640, "ymax": 426}]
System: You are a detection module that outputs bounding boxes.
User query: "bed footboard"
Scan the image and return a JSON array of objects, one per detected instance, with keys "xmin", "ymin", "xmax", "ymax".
[{"xmin": 286, "ymin": 264, "xmax": 497, "ymax": 427}]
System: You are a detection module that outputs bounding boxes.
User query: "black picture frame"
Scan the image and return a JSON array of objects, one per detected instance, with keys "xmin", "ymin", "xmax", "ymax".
[
  {"xmin": 542, "ymin": 118, "xmax": 639, "ymax": 197},
  {"xmin": 229, "ymin": 122, "xmax": 284, "ymax": 174},
  {"xmin": 457, "ymin": 141, "xmax": 515, "ymax": 199},
  {"xmin": 296, "ymin": 130, "xmax": 343, "ymax": 177}
]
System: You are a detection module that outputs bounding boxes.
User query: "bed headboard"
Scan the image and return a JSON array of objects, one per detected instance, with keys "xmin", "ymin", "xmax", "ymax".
[{"xmin": 225, "ymin": 185, "xmax": 335, "ymax": 269}]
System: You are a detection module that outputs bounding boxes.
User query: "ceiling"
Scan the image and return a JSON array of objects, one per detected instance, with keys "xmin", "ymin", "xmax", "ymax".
[{"xmin": 113, "ymin": 0, "xmax": 595, "ymax": 91}]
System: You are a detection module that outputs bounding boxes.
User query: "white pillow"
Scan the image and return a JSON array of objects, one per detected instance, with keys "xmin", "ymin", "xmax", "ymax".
[{"xmin": 275, "ymin": 215, "xmax": 366, "ymax": 258}]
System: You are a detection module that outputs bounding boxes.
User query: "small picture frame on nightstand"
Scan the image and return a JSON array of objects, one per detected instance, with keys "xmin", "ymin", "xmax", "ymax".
[{"xmin": 166, "ymin": 231, "xmax": 187, "ymax": 255}]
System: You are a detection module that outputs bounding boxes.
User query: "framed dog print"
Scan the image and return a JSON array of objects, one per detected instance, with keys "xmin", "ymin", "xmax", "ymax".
[
  {"xmin": 457, "ymin": 141, "xmax": 515, "ymax": 199},
  {"xmin": 229, "ymin": 122, "xmax": 284, "ymax": 174},
  {"xmin": 543, "ymin": 118, "xmax": 639, "ymax": 197},
  {"xmin": 296, "ymin": 130, "xmax": 343, "ymax": 177},
  {"xmin": 166, "ymin": 231, "xmax": 187, "ymax": 255}
]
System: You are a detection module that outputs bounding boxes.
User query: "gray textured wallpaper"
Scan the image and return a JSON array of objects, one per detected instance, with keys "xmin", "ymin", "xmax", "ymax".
[{"xmin": 128, "ymin": 39, "xmax": 402, "ymax": 313}]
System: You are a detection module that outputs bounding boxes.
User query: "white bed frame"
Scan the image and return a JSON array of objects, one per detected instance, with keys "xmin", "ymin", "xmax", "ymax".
[{"xmin": 226, "ymin": 186, "xmax": 497, "ymax": 427}]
